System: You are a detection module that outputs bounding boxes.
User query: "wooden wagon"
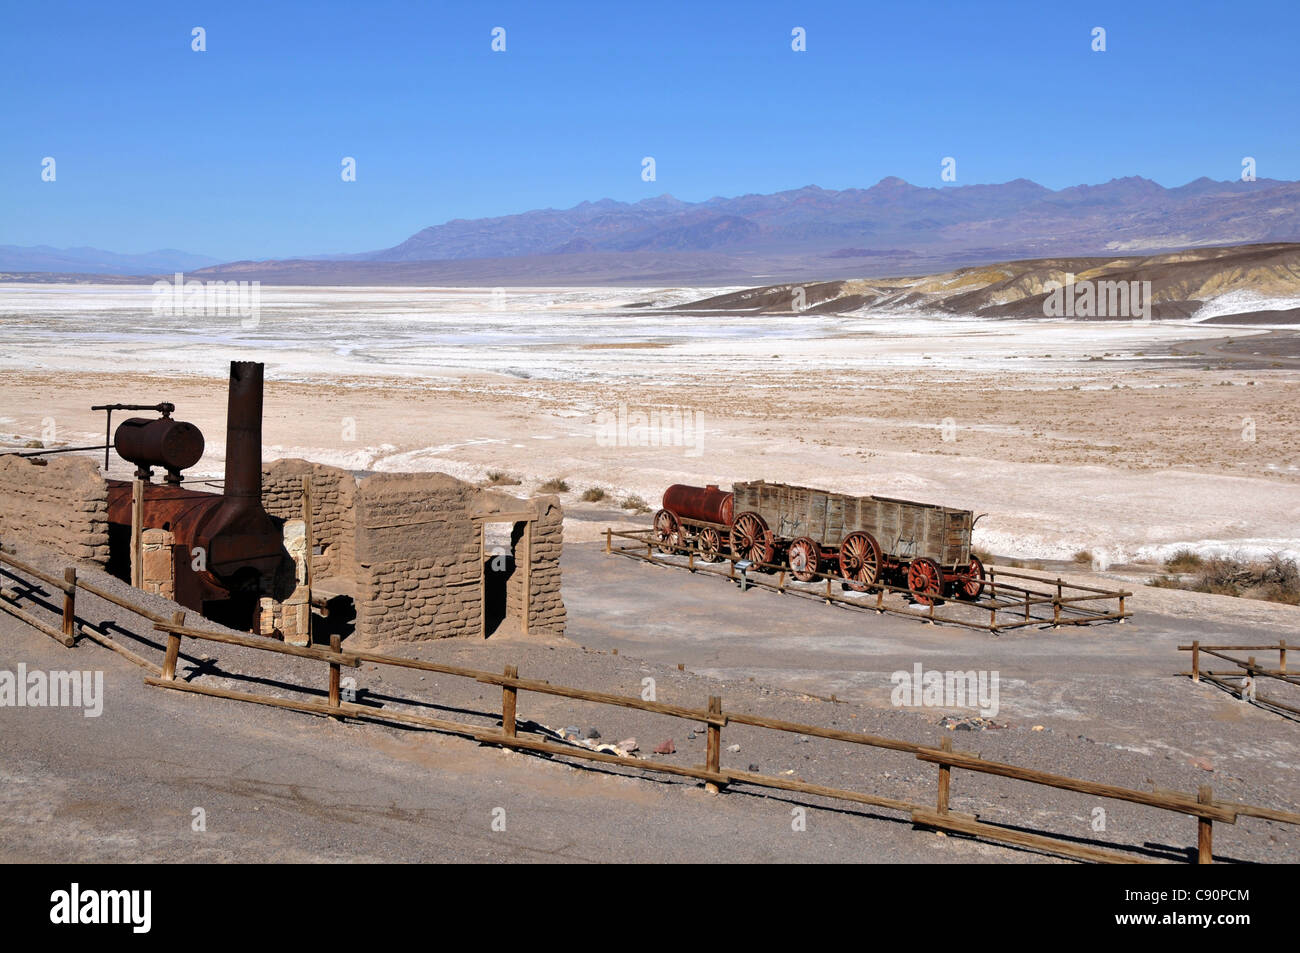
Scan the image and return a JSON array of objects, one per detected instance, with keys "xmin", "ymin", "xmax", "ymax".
[{"xmin": 728, "ymin": 480, "xmax": 984, "ymax": 604}]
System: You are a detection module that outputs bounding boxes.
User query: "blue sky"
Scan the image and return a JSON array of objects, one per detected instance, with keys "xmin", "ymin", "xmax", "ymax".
[{"xmin": 2, "ymin": 0, "xmax": 1296, "ymax": 260}]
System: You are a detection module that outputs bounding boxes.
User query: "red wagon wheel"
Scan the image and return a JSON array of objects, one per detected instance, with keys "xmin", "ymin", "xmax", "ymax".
[
  {"xmin": 907, "ymin": 557, "xmax": 945, "ymax": 606},
  {"xmin": 652, "ymin": 509, "xmax": 680, "ymax": 553},
  {"xmin": 696, "ymin": 527, "xmax": 723, "ymax": 563},
  {"xmin": 838, "ymin": 530, "xmax": 882, "ymax": 591},
  {"xmin": 730, "ymin": 511, "xmax": 774, "ymax": 567},
  {"xmin": 787, "ymin": 536, "xmax": 821, "ymax": 582},
  {"xmin": 957, "ymin": 554, "xmax": 986, "ymax": 600}
]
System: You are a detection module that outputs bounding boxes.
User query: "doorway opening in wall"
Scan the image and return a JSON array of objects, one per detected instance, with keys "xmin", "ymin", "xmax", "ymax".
[{"xmin": 481, "ymin": 520, "xmax": 522, "ymax": 638}]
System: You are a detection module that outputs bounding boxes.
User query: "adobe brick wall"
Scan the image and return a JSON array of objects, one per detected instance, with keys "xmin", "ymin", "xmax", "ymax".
[
  {"xmin": 261, "ymin": 458, "xmax": 356, "ymax": 581},
  {"xmin": 351, "ymin": 472, "xmax": 566, "ymax": 647},
  {"xmin": 353, "ymin": 472, "xmax": 480, "ymax": 646},
  {"xmin": 0, "ymin": 455, "xmax": 108, "ymax": 565},
  {"xmin": 505, "ymin": 496, "xmax": 566, "ymax": 638},
  {"xmin": 140, "ymin": 527, "xmax": 175, "ymax": 599}
]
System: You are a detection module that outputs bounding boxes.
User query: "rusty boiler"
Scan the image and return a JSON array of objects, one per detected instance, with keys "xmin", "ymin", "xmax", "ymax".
[{"xmin": 106, "ymin": 361, "xmax": 287, "ymax": 619}]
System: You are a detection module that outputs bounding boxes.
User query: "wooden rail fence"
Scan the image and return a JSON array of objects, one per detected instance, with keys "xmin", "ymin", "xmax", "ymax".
[
  {"xmin": 604, "ymin": 527, "xmax": 1131, "ymax": 634},
  {"xmin": 3, "ymin": 543, "xmax": 1296, "ymax": 864},
  {"xmin": 1180, "ymin": 640, "xmax": 1298, "ymax": 719}
]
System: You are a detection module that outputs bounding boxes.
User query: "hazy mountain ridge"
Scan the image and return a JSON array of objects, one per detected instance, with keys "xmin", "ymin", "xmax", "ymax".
[
  {"xmin": 0, "ymin": 245, "xmax": 220, "ymax": 275},
  {"xmin": 6, "ymin": 175, "xmax": 1299, "ymax": 286},
  {"xmin": 356, "ymin": 175, "xmax": 1300, "ymax": 265}
]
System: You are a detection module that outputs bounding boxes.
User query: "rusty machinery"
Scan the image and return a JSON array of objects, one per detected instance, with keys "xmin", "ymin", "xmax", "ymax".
[
  {"xmin": 652, "ymin": 484, "xmax": 734, "ymax": 563},
  {"xmin": 102, "ymin": 361, "xmax": 288, "ymax": 619}
]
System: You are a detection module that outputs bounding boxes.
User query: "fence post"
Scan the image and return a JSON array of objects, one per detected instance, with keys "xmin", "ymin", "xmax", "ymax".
[
  {"xmin": 161, "ymin": 610, "xmax": 184, "ymax": 680},
  {"xmin": 62, "ymin": 567, "xmax": 76, "ymax": 640},
  {"xmin": 605, "ymin": 528, "xmax": 611, "ymax": 554},
  {"xmin": 501, "ymin": 664, "xmax": 518, "ymax": 738},
  {"xmin": 302, "ymin": 475, "xmax": 314, "ymax": 644},
  {"xmin": 936, "ymin": 735, "xmax": 952, "ymax": 813},
  {"xmin": 1197, "ymin": 785, "xmax": 1213, "ymax": 864},
  {"xmin": 1280, "ymin": 640, "xmax": 1287, "ymax": 674},
  {"xmin": 328, "ymin": 632, "xmax": 341, "ymax": 717},
  {"xmin": 130, "ymin": 478, "xmax": 145, "ymax": 588},
  {"xmin": 1191, "ymin": 640, "xmax": 1200, "ymax": 682},
  {"xmin": 705, "ymin": 695, "xmax": 723, "ymax": 794}
]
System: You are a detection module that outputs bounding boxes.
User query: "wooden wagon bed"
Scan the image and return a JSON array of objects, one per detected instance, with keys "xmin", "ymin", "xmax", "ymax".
[
  {"xmin": 732, "ymin": 481, "xmax": 973, "ymax": 567},
  {"xmin": 728, "ymin": 480, "xmax": 983, "ymax": 602}
]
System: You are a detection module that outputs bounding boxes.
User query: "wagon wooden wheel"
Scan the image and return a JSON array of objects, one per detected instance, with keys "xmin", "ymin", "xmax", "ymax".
[
  {"xmin": 907, "ymin": 557, "xmax": 945, "ymax": 606},
  {"xmin": 838, "ymin": 530, "xmax": 882, "ymax": 591},
  {"xmin": 730, "ymin": 511, "xmax": 774, "ymax": 567},
  {"xmin": 696, "ymin": 526, "xmax": 723, "ymax": 563},
  {"xmin": 787, "ymin": 536, "xmax": 820, "ymax": 582},
  {"xmin": 652, "ymin": 508, "xmax": 680, "ymax": 553},
  {"xmin": 957, "ymin": 554, "xmax": 986, "ymax": 600}
]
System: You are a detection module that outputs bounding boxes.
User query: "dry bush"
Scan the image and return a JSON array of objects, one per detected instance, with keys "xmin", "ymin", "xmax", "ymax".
[
  {"xmin": 1147, "ymin": 553, "xmax": 1300, "ymax": 605},
  {"xmin": 1164, "ymin": 548, "xmax": 1203, "ymax": 573},
  {"xmin": 580, "ymin": 487, "xmax": 606, "ymax": 502},
  {"xmin": 538, "ymin": 478, "xmax": 570, "ymax": 493}
]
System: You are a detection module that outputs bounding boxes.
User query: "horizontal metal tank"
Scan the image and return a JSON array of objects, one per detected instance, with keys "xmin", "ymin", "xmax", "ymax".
[
  {"xmin": 113, "ymin": 417, "xmax": 204, "ymax": 483},
  {"xmin": 661, "ymin": 483, "xmax": 734, "ymax": 526}
]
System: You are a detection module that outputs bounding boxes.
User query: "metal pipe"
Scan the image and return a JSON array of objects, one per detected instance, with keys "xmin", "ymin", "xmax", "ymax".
[
  {"xmin": 0, "ymin": 444, "xmax": 110, "ymax": 458},
  {"xmin": 223, "ymin": 361, "xmax": 264, "ymax": 500}
]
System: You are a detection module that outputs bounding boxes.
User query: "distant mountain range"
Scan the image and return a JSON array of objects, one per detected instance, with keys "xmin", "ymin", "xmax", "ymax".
[
  {"xmin": 5, "ymin": 175, "xmax": 1300, "ymax": 285},
  {"xmin": 351, "ymin": 176, "xmax": 1298, "ymax": 263},
  {"xmin": 0, "ymin": 245, "xmax": 219, "ymax": 275}
]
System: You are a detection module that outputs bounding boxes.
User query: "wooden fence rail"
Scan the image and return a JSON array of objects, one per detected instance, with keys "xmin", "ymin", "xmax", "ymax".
[
  {"xmin": 2, "ymin": 543, "xmax": 1295, "ymax": 864},
  {"xmin": 603, "ymin": 527, "xmax": 1131, "ymax": 635},
  {"xmin": 1179, "ymin": 640, "xmax": 1299, "ymax": 718},
  {"xmin": 137, "ymin": 625, "xmax": 1298, "ymax": 865}
]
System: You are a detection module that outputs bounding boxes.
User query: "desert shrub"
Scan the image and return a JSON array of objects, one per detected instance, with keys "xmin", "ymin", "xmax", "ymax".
[
  {"xmin": 1072, "ymin": 550, "xmax": 1093, "ymax": 565},
  {"xmin": 619, "ymin": 494, "xmax": 651, "ymax": 513},
  {"xmin": 1163, "ymin": 548, "xmax": 1203, "ymax": 573},
  {"xmin": 1147, "ymin": 553, "xmax": 1300, "ymax": 605},
  {"xmin": 580, "ymin": 487, "xmax": 606, "ymax": 502},
  {"xmin": 538, "ymin": 478, "xmax": 570, "ymax": 493},
  {"xmin": 484, "ymin": 471, "xmax": 521, "ymax": 487}
]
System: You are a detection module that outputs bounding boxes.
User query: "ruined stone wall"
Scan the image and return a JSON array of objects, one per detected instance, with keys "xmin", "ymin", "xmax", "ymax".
[
  {"xmin": 140, "ymin": 528, "xmax": 175, "ymax": 600},
  {"xmin": 261, "ymin": 459, "xmax": 356, "ymax": 580},
  {"xmin": 506, "ymin": 496, "xmax": 566, "ymax": 637},
  {"xmin": 350, "ymin": 473, "xmax": 565, "ymax": 646},
  {"xmin": 353, "ymin": 472, "xmax": 482, "ymax": 646},
  {"xmin": 0, "ymin": 455, "xmax": 108, "ymax": 565}
]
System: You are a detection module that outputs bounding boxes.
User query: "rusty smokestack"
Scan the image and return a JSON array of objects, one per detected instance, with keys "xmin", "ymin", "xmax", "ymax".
[{"xmin": 223, "ymin": 361, "xmax": 264, "ymax": 500}]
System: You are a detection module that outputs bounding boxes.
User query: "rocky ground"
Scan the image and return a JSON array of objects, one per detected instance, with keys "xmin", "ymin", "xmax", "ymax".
[{"xmin": 2, "ymin": 535, "xmax": 1297, "ymax": 864}]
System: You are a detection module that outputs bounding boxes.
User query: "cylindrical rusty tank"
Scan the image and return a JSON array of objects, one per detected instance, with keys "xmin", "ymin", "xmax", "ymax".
[
  {"xmin": 113, "ymin": 417, "xmax": 204, "ymax": 482},
  {"xmin": 662, "ymin": 483, "xmax": 734, "ymax": 526},
  {"xmin": 106, "ymin": 361, "xmax": 287, "ymax": 616}
]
